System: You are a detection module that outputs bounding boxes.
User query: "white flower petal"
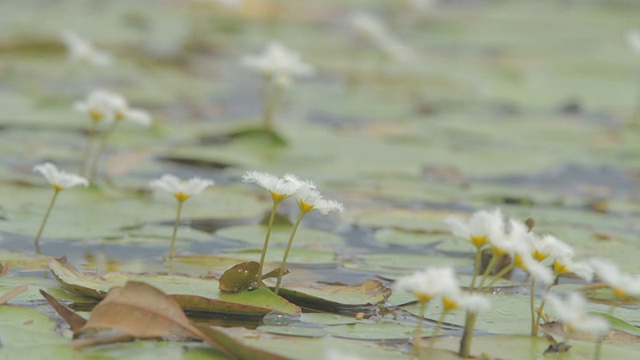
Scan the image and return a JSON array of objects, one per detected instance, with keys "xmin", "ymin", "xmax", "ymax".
[{"xmin": 34, "ymin": 163, "xmax": 89, "ymax": 189}]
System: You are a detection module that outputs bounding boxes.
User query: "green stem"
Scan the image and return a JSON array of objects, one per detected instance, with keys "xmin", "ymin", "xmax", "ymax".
[
  {"xmin": 477, "ymin": 252, "xmax": 502, "ymax": 290},
  {"xmin": 413, "ymin": 300, "xmax": 429, "ymax": 359},
  {"xmin": 89, "ymin": 120, "xmax": 119, "ymax": 181},
  {"xmin": 274, "ymin": 211, "xmax": 306, "ymax": 294},
  {"xmin": 534, "ymin": 283, "xmax": 555, "ymax": 335},
  {"xmin": 261, "ymin": 77, "xmax": 286, "ymax": 133},
  {"xmin": 80, "ymin": 121, "xmax": 98, "ymax": 177},
  {"xmin": 458, "ymin": 310, "xmax": 478, "ymax": 358},
  {"xmin": 429, "ymin": 308, "xmax": 448, "ymax": 349},
  {"xmin": 468, "ymin": 248, "xmax": 483, "ymax": 293},
  {"xmin": 530, "ymin": 278, "xmax": 537, "ymax": 336},
  {"xmin": 482, "ymin": 262, "xmax": 516, "ymax": 291},
  {"xmin": 169, "ymin": 200, "xmax": 184, "ymax": 261},
  {"xmin": 34, "ymin": 189, "xmax": 61, "ymax": 254},
  {"xmin": 259, "ymin": 199, "xmax": 282, "ymax": 279}
]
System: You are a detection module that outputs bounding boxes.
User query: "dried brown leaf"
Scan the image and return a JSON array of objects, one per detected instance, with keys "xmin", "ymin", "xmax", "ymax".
[
  {"xmin": 71, "ymin": 281, "xmax": 236, "ymax": 358},
  {"xmin": 39, "ymin": 289, "xmax": 87, "ymax": 331}
]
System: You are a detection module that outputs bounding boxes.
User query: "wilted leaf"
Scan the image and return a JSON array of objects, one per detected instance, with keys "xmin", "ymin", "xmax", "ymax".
[{"xmin": 39, "ymin": 289, "xmax": 87, "ymax": 331}]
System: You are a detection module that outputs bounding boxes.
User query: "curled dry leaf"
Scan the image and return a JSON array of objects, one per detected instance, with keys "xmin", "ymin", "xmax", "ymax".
[
  {"xmin": 65, "ymin": 281, "xmax": 292, "ymax": 359},
  {"xmin": 70, "ymin": 281, "xmax": 233, "ymax": 358},
  {"xmin": 39, "ymin": 289, "xmax": 87, "ymax": 331}
]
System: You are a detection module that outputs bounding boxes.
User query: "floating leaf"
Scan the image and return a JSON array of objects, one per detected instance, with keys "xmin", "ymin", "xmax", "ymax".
[
  {"xmin": 49, "ymin": 258, "xmax": 301, "ymax": 316},
  {"xmin": 272, "ymin": 280, "xmax": 391, "ymax": 314}
]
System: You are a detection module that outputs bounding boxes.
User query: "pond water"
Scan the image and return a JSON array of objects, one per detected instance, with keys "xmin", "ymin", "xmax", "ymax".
[{"xmin": 1, "ymin": 0, "xmax": 640, "ymax": 359}]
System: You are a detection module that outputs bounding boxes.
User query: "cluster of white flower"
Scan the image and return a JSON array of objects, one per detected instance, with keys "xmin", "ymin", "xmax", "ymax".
[
  {"xmin": 445, "ymin": 208, "xmax": 591, "ymax": 284},
  {"xmin": 74, "ymin": 90, "xmax": 152, "ymax": 127},
  {"xmin": 395, "ymin": 266, "xmax": 490, "ymax": 313},
  {"xmin": 242, "ymin": 171, "xmax": 344, "ymax": 215}
]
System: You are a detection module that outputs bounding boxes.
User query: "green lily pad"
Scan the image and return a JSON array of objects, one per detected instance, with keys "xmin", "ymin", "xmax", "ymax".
[
  {"xmin": 326, "ymin": 322, "xmax": 434, "ymax": 340},
  {"xmin": 257, "ymin": 325, "xmax": 327, "ymax": 338},
  {"xmin": 49, "ymin": 258, "xmax": 300, "ymax": 316},
  {"xmin": 269, "ymin": 280, "xmax": 390, "ymax": 314},
  {"xmin": 0, "ymin": 305, "xmax": 73, "ymax": 359}
]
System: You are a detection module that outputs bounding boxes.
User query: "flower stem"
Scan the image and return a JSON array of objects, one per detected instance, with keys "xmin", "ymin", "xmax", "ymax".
[
  {"xmin": 168, "ymin": 200, "xmax": 184, "ymax": 265},
  {"xmin": 534, "ymin": 283, "xmax": 555, "ymax": 334},
  {"xmin": 429, "ymin": 309, "xmax": 448, "ymax": 349},
  {"xmin": 469, "ymin": 248, "xmax": 483, "ymax": 293},
  {"xmin": 258, "ymin": 199, "xmax": 281, "ymax": 279},
  {"xmin": 89, "ymin": 120, "xmax": 119, "ymax": 181},
  {"xmin": 80, "ymin": 121, "xmax": 98, "ymax": 177},
  {"xmin": 477, "ymin": 251, "xmax": 502, "ymax": 290},
  {"xmin": 413, "ymin": 300, "xmax": 429, "ymax": 359},
  {"xmin": 459, "ymin": 310, "xmax": 478, "ymax": 358},
  {"xmin": 34, "ymin": 189, "xmax": 61, "ymax": 254},
  {"xmin": 274, "ymin": 211, "xmax": 306, "ymax": 294},
  {"xmin": 482, "ymin": 262, "xmax": 515, "ymax": 291},
  {"xmin": 530, "ymin": 278, "xmax": 538, "ymax": 336},
  {"xmin": 261, "ymin": 77, "xmax": 284, "ymax": 133}
]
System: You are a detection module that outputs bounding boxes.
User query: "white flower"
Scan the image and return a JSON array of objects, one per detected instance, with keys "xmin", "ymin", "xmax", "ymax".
[
  {"xmin": 590, "ymin": 258, "xmax": 640, "ymax": 298},
  {"xmin": 548, "ymin": 293, "xmax": 609, "ymax": 337},
  {"xmin": 241, "ymin": 42, "xmax": 315, "ymax": 84},
  {"xmin": 395, "ymin": 266, "xmax": 459, "ymax": 303},
  {"xmin": 628, "ymin": 29, "xmax": 640, "ymax": 55},
  {"xmin": 242, "ymin": 171, "xmax": 301, "ymax": 201},
  {"xmin": 74, "ymin": 90, "xmax": 127, "ymax": 123},
  {"xmin": 61, "ymin": 30, "xmax": 112, "ymax": 66},
  {"xmin": 531, "ymin": 234, "xmax": 569, "ymax": 262},
  {"xmin": 453, "ymin": 293, "xmax": 491, "ymax": 313},
  {"xmin": 553, "ymin": 250, "xmax": 594, "ymax": 282},
  {"xmin": 74, "ymin": 90, "xmax": 152, "ymax": 127},
  {"xmin": 292, "ymin": 180, "xmax": 344, "ymax": 215},
  {"xmin": 149, "ymin": 174, "xmax": 214, "ymax": 202},
  {"xmin": 34, "ymin": 163, "xmax": 89, "ymax": 190},
  {"xmin": 445, "ymin": 208, "xmax": 504, "ymax": 250},
  {"xmin": 515, "ymin": 245, "xmax": 555, "ymax": 284},
  {"xmin": 119, "ymin": 108, "xmax": 152, "ymax": 127}
]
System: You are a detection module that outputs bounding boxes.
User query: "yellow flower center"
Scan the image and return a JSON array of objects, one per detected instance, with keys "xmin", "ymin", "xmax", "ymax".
[
  {"xmin": 514, "ymin": 254, "xmax": 526, "ymax": 269},
  {"xmin": 553, "ymin": 260, "xmax": 568, "ymax": 276},
  {"xmin": 270, "ymin": 192, "xmax": 289, "ymax": 202},
  {"xmin": 470, "ymin": 236, "xmax": 488, "ymax": 249},
  {"xmin": 415, "ymin": 293, "xmax": 432, "ymax": 304},
  {"xmin": 299, "ymin": 201, "xmax": 315, "ymax": 213},
  {"xmin": 442, "ymin": 297, "xmax": 459, "ymax": 312},
  {"xmin": 89, "ymin": 110, "xmax": 103, "ymax": 121},
  {"xmin": 53, "ymin": 184, "xmax": 64, "ymax": 191},
  {"xmin": 174, "ymin": 192, "xmax": 189, "ymax": 202},
  {"xmin": 613, "ymin": 287, "xmax": 627, "ymax": 299},
  {"xmin": 532, "ymin": 251, "xmax": 548, "ymax": 262}
]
